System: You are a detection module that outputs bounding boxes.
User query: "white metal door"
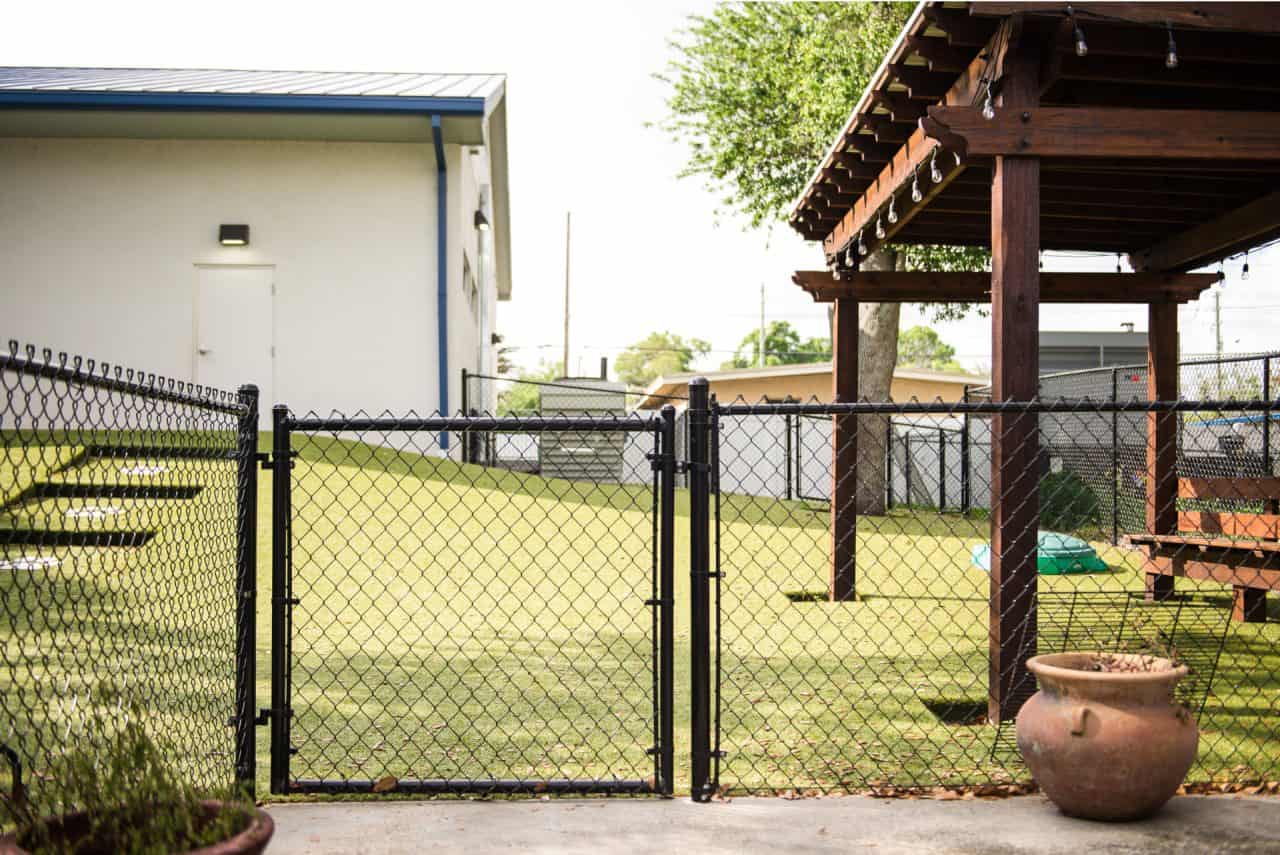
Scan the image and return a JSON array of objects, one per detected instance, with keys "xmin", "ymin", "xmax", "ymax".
[{"xmin": 195, "ymin": 266, "xmax": 273, "ymax": 423}]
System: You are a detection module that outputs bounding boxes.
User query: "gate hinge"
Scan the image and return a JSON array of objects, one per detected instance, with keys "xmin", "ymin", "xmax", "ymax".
[
  {"xmin": 273, "ymin": 596, "xmax": 301, "ymax": 606},
  {"xmin": 677, "ymin": 460, "xmax": 709, "ymax": 475},
  {"xmin": 254, "ymin": 708, "xmax": 273, "ymax": 726},
  {"xmin": 645, "ymin": 451, "xmax": 674, "ymax": 472},
  {"xmin": 644, "ymin": 598, "xmax": 672, "ymax": 607},
  {"xmin": 645, "ymin": 745, "xmax": 660, "ymax": 756}
]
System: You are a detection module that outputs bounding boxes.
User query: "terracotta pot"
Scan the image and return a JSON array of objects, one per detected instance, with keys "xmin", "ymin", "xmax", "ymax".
[
  {"xmin": 0, "ymin": 799, "xmax": 274, "ymax": 854},
  {"xmin": 1016, "ymin": 652, "xmax": 1197, "ymax": 821}
]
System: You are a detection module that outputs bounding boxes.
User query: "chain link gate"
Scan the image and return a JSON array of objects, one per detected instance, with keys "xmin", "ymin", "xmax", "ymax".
[{"xmin": 264, "ymin": 406, "xmax": 676, "ymax": 796}]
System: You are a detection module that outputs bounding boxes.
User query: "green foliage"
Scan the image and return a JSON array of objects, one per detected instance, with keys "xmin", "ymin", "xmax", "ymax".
[
  {"xmin": 2, "ymin": 687, "xmax": 250, "ymax": 854},
  {"xmin": 1040, "ymin": 470, "xmax": 1102, "ymax": 532},
  {"xmin": 614, "ymin": 331, "xmax": 711, "ymax": 388},
  {"xmin": 725, "ymin": 320, "xmax": 829, "ymax": 369},
  {"xmin": 897, "ymin": 325, "xmax": 962, "ymax": 372},
  {"xmin": 496, "ymin": 361, "xmax": 561, "ymax": 416},
  {"xmin": 659, "ymin": 2, "xmax": 988, "ymax": 318}
]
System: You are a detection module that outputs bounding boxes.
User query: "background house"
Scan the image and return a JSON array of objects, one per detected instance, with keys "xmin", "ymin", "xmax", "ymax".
[
  {"xmin": 635, "ymin": 362, "xmax": 987, "ymax": 409},
  {"xmin": 0, "ymin": 67, "xmax": 511, "ymax": 436}
]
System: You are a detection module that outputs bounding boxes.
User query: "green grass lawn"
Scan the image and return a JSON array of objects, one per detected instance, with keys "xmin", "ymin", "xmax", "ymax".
[{"xmin": 4, "ymin": 433, "xmax": 1279, "ymax": 804}]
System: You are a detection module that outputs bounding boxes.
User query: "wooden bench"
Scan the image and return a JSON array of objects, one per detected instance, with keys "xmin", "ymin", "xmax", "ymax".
[{"xmin": 1129, "ymin": 477, "xmax": 1280, "ymax": 623}]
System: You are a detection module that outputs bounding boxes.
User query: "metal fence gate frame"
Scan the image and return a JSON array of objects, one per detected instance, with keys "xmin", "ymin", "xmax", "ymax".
[{"xmin": 264, "ymin": 406, "xmax": 677, "ymax": 797}]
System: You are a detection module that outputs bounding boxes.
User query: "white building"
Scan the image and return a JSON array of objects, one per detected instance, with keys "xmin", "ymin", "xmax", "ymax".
[{"xmin": 0, "ymin": 67, "xmax": 511, "ymax": 439}]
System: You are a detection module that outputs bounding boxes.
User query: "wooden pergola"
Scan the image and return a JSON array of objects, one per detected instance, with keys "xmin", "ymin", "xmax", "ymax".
[{"xmin": 789, "ymin": 1, "xmax": 1280, "ymax": 721}]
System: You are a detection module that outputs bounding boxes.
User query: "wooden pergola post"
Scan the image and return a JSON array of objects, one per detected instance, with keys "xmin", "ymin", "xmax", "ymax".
[
  {"xmin": 830, "ymin": 296, "xmax": 858, "ymax": 601},
  {"xmin": 1146, "ymin": 302, "xmax": 1179, "ymax": 601},
  {"xmin": 988, "ymin": 24, "xmax": 1041, "ymax": 723}
]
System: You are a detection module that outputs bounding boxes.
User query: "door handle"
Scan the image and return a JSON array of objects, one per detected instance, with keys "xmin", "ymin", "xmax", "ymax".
[{"xmin": 198, "ymin": 348, "xmax": 212, "ymax": 356}]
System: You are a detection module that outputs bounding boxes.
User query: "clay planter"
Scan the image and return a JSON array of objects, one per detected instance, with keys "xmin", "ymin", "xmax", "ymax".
[
  {"xmin": 1016, "ymin": 652, "xmax": 1197, "ymax": 821},
  {"xmin": 0, "ymin": 800, "xmax": 274, "ymax": 854}
]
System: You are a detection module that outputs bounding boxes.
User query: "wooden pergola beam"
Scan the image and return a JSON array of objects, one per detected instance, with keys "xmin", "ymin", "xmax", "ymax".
[
  {"xmin": 1131, "ymin": 191, "xmax": 1280, "ymax": 273},
  {"xmin": 968, "ymin": 2, "xmax": 1280, "ymax": 34},
  {"xmin": 792, "ymin": 271, "xmax": 1219, "ymax": 304},
  {"xmin": 922, "ymin": 106, "xmax": 1280, "ymax": 161}
]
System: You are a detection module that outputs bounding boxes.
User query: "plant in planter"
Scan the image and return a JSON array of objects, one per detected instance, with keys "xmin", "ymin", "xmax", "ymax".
[
  {"xmin": 1016, "ymin": 650, "xmax": 1198, "ymax": 821},
  {"xmin": 1, "ymin": 691, "xmax": 273, "ymax": 854}
]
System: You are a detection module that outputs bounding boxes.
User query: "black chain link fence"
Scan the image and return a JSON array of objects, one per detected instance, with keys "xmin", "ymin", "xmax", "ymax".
[
  {"xmin": 1, "ymin": 341, "xmax": 256, "ymax": 813},
  {"xmin": 270, "ymin": 408, "xmax": 675, "ymax": 795},
  {"xmin": 704, "ymin": 396, "xmax": 1279, "ymax": 795}
]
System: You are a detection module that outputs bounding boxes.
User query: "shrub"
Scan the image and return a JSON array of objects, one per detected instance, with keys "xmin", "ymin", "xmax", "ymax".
[{"xmin": 1040, "ymin": 469, "xmax": 1102, "ymax": 532}]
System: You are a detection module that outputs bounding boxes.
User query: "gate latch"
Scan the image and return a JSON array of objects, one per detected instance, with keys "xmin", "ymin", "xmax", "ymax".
[{"xmin": 253, "ymin": 708, "xmax": 273, "ymax": 727}]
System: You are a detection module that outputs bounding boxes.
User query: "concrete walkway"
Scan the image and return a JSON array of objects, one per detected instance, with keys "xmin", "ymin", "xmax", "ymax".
[{"xmin": 267, "ymin": 794, "xmax": 1280, "ymax": 854}]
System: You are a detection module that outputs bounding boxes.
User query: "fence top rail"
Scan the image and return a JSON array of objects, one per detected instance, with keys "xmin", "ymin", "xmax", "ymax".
[
  {"xmin": 715, "ymin": 398, "xmax": 1280, "ymax": 417},
  {"xmin": 1, "ymin": 341, "xmax": 247, "ymax": 416},
  {"xmin": 285, "ymin": 411, "xmax": 663, "ymax": 433}
]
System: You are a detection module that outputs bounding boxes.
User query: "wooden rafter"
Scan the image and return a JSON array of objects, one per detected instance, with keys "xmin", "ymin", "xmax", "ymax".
[
  {"xmin": 1131, "ymin": 191, "xmax": 1280, "ymax": 272},
  {"xmin": 791, "ymin": 271, "xmax": 1219, "ymax": 304},
  {"xmin": 968, "ymin": 2, "xmax": 1280, "ymax": 34},
  {"xmin": 921, "ymin": 106, "xmax": 1280, "ymax": 160}
]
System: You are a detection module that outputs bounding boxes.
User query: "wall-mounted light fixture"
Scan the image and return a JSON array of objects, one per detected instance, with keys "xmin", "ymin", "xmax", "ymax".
[
  {"xmin": 219, "ymin": 224, "xmax": 250, "ymax": 246},
  {"xmin": 473, "ymin": 210, "xmax": 490, "ymax": 232}
]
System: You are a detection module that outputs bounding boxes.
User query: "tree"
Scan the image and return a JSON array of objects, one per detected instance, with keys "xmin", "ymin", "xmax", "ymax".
[
  {"xmin": 725, "ymin": 320, "xmax": 828, "ymax": 369},
  {"xmin": 659, "ymin": 2, "xmax": 986, "ymax": 513},
  {"xmin": 496, "ymin": 360, "xmax": 561, "ymax": 416},
  {"xmin": 614, "ymin": 331, "xmax": 712, "ymax": 388},
  {"xmin": 897, "ymin": 326, "xmax": 963, "ymax": 372}
]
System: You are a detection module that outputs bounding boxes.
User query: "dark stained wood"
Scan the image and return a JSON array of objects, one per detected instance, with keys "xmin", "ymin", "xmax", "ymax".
[
  {"xmin": 791, "ymin": 271, "xmax": 1218, "ymax": 304},
  {"xmin": 922, "ymin": 106, "xmax": 1280, "ymax": 160},
  {"xmin": 1145, "ymin": 302, "xmax": 1179, "ymax": 601},
  {"xmin": 988, "ymin": 17, "xmax": 1042, "ymax": 724},
  {"xmin": 888, "ymin": 64, "xmax": 954, "ymax": 101},
  {"xmin": 1235, "ymin": 588, "xmax": 1269, "ymax": 623},
  {"xmin": 922, "ymin": 6, "xmax": 1000, "ymax": 47},
  {"xmin": 1178, "ymin": 476, "xmax": 1280, "ymax": 502},
  {"xmin": 1133, "ymin": 535, "xmax": 1280, "ymax": 554},
  {"xmin": 843, "ymin": 135, "xmax": 902, "ymax": 164},
  {"xmin": 1132, "ymin": 192, "xmax": 1280, "ymax": 273},
  {"xmin": 869, "ymin": 91, "xmax": 930, "ymax": 123},
  {"xmin": 859, "ymin": 115, "xmax": 914, "ymax": 145},
  {"xmin": 1054, "ymin": 54, "xmax": 1280, "ymax": 92},
  {"xmin": 906, "ymin": 35, "xmax": 972, "ymax": 72},
  {"xmin": 1146, "ymin": 553, "xmax": 1280, "ymax": 590},
  {"xmin": 1179, "ymin": 511, "xmax": 1280, "ymax": 540},
  {"xmin": 1043, "ymin": 20, "xmax": 1280, "ymax": 65},
  {"xmin": 968, "ymin": 3, "xmax": 1280, "ymax": 34},
  {"xmin": 830, "ymin": 297, "xmax": 858, "ymax": 602}
]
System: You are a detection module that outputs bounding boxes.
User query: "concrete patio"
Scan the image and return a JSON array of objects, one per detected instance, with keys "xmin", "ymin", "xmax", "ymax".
[{"xmin": 267, "ymin": 794, "xmax": 1280, "ymax": 854}]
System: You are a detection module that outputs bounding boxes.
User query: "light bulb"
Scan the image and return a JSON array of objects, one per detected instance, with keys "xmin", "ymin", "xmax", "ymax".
[
  {"xmin": 875, "ymin": 216, "xmax": 885, "ymax": 239},
  {"xmin": 911, "ymin": 173, "xmax": 923, "ymax": 203},
  {"xmin": 844, "ymin": 247, "xmax": 856, "ymax": 268},
  {"xmin": 857, "ymin": 230, "xmax": 868, "ymax": 256},
  {"xmin": 1166, "ymin": 24, "xmax": 1178, "ymax": 69},
  {"xmin": 1243, "ymin": 253, "xmax": 1251, "ymax": 280},
  {"xmin": 1116, "ymin": 254, "xmax": 1122, "ymax": 274},
  {"xmin": 982, "ymin": 86, "xmax": 995, "ymax": 120},
  {"xmin": 887, "ymin": 198, "xmax": 898, "ymax": 224},
  {"xmin": 1074, "ymin": 24, "xmax": 1087, "ymax": 57},
  {"xmin": 930, "ymin": 151, "xmax": 943, "ymax": 184}
]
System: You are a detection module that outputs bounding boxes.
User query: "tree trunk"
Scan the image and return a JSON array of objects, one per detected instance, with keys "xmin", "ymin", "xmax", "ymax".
[{"xmin": 853, "ymin": 250, "xmax": 899, "ymax": 515}]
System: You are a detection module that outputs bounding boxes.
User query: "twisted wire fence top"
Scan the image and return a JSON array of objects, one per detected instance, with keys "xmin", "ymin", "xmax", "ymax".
[{"xmin": 1, "ymin": 341, "xmax": 247, "ymax": 813}]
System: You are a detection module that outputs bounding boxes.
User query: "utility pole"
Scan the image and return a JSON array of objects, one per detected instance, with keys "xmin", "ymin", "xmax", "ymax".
[
  {"xmin": 759, "ymin": 283, "xmax": 766, "ymax": 367},
  {"xmin": 563, "ymin": 211, "xmax": 571, "ymax": 378},
  {"xmin": 1215, "ymin": 288, "xmax": 1223, "ymax": 395}
]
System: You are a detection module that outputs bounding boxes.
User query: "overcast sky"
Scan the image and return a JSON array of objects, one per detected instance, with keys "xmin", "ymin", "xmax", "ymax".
[{"xmin": 7, "ymin": 0, "xmax": 1276, "ymax": 376}]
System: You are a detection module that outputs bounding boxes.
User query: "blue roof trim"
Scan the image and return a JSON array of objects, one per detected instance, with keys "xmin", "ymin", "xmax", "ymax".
[{"xmin": 0, "ymin": 90, "xmax": 488, "ymax": 115}]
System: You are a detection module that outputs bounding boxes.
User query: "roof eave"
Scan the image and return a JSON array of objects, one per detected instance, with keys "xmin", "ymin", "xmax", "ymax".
[{"xmin": 0, "ymin": 90, "xmax": 490, "ymax": 115}]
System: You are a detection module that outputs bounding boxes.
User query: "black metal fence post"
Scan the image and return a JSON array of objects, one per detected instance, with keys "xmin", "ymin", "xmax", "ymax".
[
  {"xmin": 886, "ymin": 420, "xmax": 895, "ymax": 509},
  {"xmin": 687, "ymin": 378, "xmax": 712, "ymax": 802},
  {"xmin": 904, "ymin": 432, "xmax": 913, "ymax": 507},
  {"xmin": 960, "ymin": 413, "xmax": 971, "ymax": 514},
  {"xmin": 233, "ymin": 384, "xmax": 259, "ymax": 797},
  {"xmin": 269, "ymin": 404, "xmax": 293, "ymax": 794},
  {"xmin": 938, "ymin": 427, "xmax": 947, "ymax": 513},
  {"xmin": 658, "ymin": 405, "xmax": 677, "ymax": 796},
  {"xmin": 1265, "ymin": 355, "xmax": 1273, "ymax": 477},
  {"xmin": 1111, "ymin": 368, "xmax": 1120, "ymax": 544},
  {"xmin": 784, "ymin": 412, "xmax": 793, "ymax": 501}
]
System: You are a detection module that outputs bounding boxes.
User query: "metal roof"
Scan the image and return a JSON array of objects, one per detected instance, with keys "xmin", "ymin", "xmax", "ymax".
[{"xmin": 0, "ymin": 67, "xmax": 505, "ymax": 113}]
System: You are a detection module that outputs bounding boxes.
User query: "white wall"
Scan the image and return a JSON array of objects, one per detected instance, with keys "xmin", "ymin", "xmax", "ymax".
[{"xmin": 1, "ymin": 136, "xmax": 494, "ymax": 422}]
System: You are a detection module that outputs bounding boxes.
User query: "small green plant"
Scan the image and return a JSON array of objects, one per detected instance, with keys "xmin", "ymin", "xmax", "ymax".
[
  {"xmin": 1039, "ymin": 469, "xmax": 1102, "ymax": 532},
  {"xmin": 2, "ymin": 687, "xmax": 251, "ymax": 854}
]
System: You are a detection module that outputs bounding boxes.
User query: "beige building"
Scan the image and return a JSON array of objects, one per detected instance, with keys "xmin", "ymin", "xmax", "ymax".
[{"xmin": 636, "ymin": 363, "xmax": 987, "ymax": 409}]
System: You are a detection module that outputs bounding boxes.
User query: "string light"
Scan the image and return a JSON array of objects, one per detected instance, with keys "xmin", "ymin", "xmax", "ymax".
[
  {"xmin": 911, "ymin": 168, "xmax": 923, "ymax": 203},
  {"xmin": 844, "ymin": 246, "xmax": 857, "ymax": 268},
  {"xmin": 858, "ymin": 230, "xmax": 868, "ymax": 256},
  {"xmin": 982, "ymin": 81, "xmax": 996, "ymax": 120},
  {"xmin": 887, "ymin": 196, "xmax": 898, "ymax": 224},
  {"xmin": 1242, "ymin": 250, "xmax": 1251, "ymax": 281},
  {"xmin": 1068, "ymin": 5, "xmax": 1087, "ymax": 57},
  {"xmin": 875, "ymin": 215, "xmax": 886, "ymax": 239},
  {"xmin": 1115, "ymin": 253, "xmax": 1122, "ymax": 274},
  {"xmin": 1165, "ymin": 23, "xmax": 1178, "ymax": 69},
  {"xmin": 929, "ymin": 149, "xmax": 943, "ymax": 183}
]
